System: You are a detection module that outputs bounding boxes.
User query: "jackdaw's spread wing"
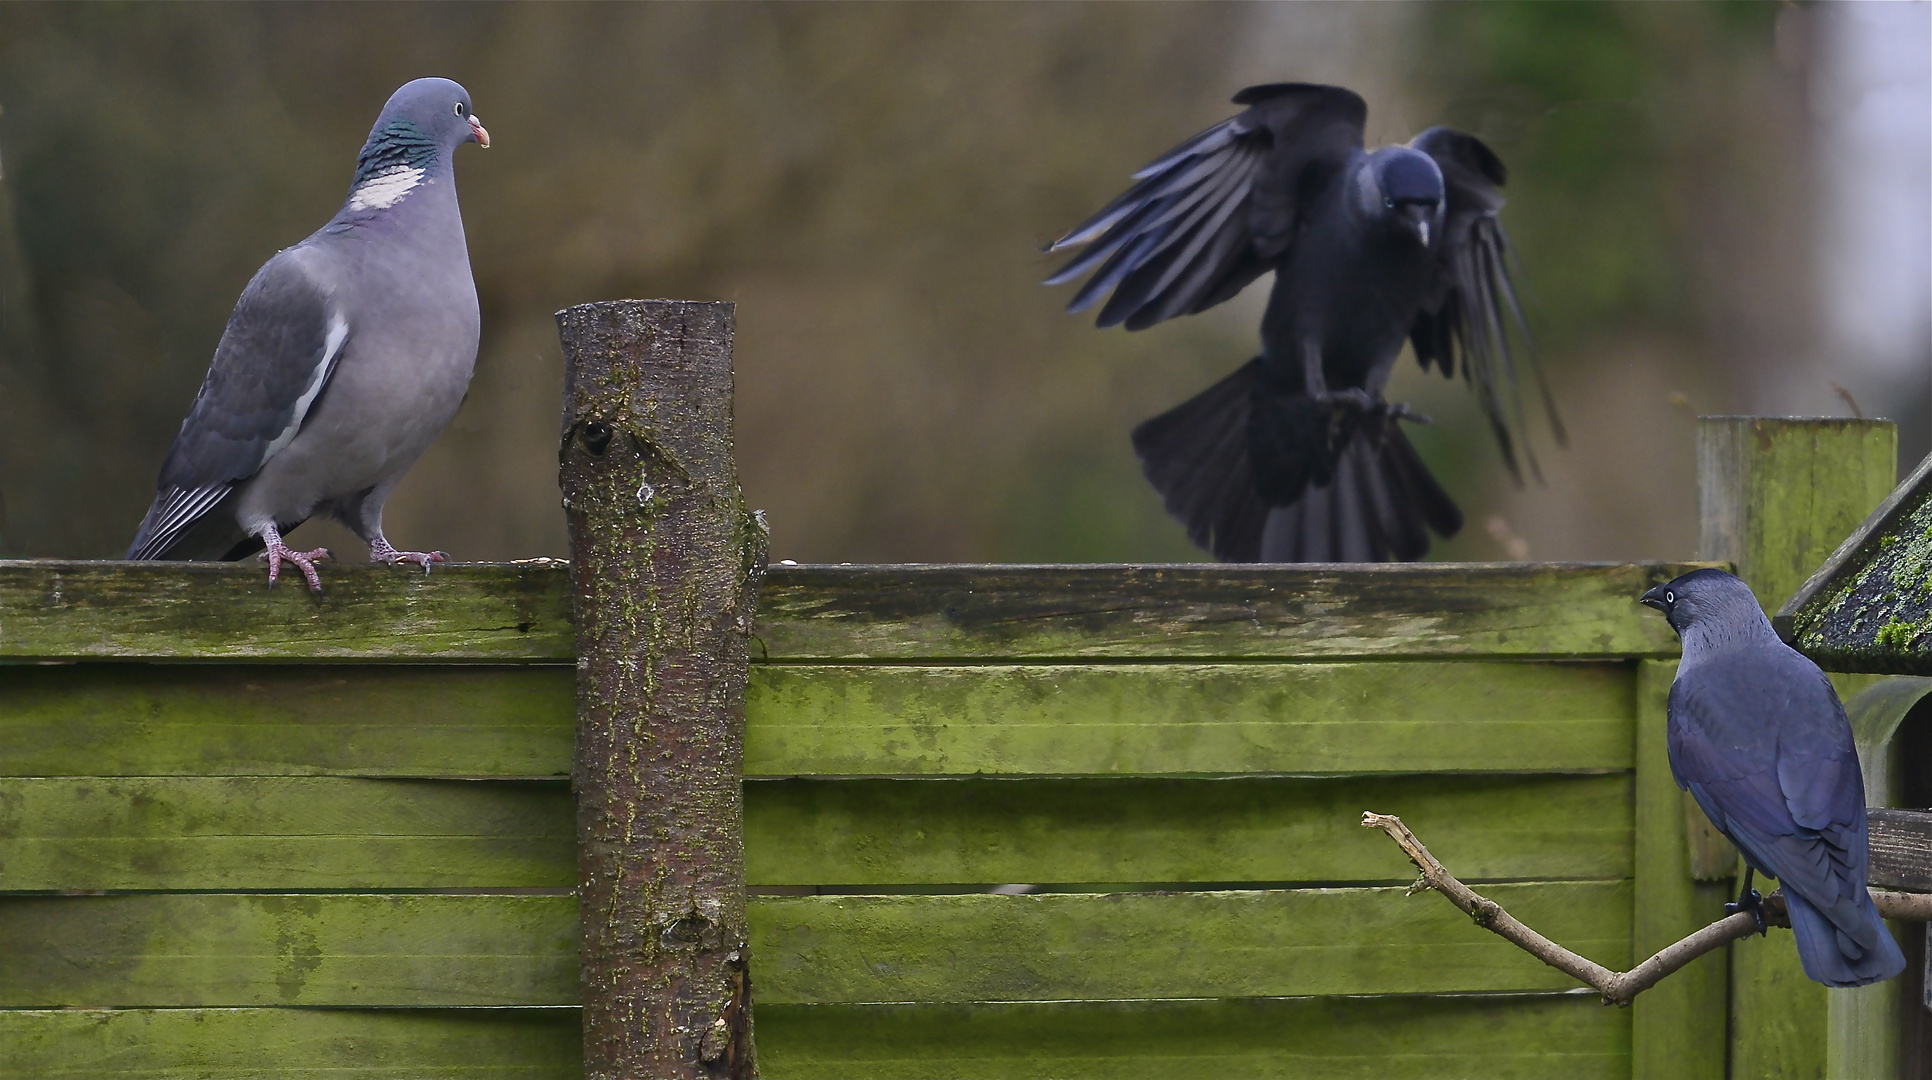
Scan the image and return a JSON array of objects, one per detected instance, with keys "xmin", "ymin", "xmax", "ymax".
[
  {"xmin": 1408, "ymin": 126, "xmax": 1562, "ymax": 483},
  {"xmin": 126, "ymin": 251, "xmax": 346, "ymax": 560},
  {"xmin": 1046, "ymin": 83, "xmax": 1366, "ymax": 331}
]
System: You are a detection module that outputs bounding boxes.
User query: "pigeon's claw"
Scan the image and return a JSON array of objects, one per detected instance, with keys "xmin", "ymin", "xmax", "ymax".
[
  {"xmin": 260, "ymin": 541, "xmax": 334, "ymax": 594},
  {"xmin": 369, "ymin": 537, "xmax": 449, "ymax": 575}
]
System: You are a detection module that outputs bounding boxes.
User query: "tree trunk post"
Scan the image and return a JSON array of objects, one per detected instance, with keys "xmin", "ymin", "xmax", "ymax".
[
  {"xmin": 1696, "ymin": 416, "xmax": 1897, "ymax": 1080},
  {"xmin": 558, "ymin": 299, "xmax": 767, "ymax": 1080}
]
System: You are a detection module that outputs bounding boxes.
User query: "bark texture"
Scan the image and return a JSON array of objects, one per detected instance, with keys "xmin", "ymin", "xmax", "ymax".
[{"xmin": 558, "ymin": 300, "xmax": 766, "ymax": 1080}]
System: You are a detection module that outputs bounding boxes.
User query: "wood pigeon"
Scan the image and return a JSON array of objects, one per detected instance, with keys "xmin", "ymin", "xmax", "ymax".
[{"xmin": 126, "ymin": 77, "xmax": 490, "ymax": 592}]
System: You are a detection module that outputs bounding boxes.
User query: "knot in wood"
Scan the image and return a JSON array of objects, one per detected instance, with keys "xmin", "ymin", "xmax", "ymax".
[
  {"xmin": 1470, "ymin": 899, "xmax": 1501, "ymax": 929},
  {"xmin": 701, "ymin": 1017, "xmax": 731, "ymax": 1062}
]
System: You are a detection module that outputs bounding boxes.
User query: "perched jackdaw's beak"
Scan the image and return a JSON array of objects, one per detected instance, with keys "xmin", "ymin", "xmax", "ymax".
[
  {"xmin": 1398, "ymin": 203, "xmax": 1432, "ymax": 248},
  {"xmin": 1639, "ymin": 584, "xmax": 1671, "ymax": 611},
  {"xmin": 468, "ymin": 114, "xmax": 491, "ymax": 148}
]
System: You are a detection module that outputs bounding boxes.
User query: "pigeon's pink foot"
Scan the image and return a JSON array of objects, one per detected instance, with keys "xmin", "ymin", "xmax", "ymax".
[
  {"xmin": 370, "ymin": 537, "xmax": 448, "ymax": 575},
  {"xmin": 259, "ymin": 540, "xmax": 334, "ymax": 593}
]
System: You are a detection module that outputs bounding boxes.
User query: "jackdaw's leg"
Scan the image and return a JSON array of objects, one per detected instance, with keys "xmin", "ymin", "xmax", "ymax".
[
  {"xmin": 257, "ymin": 522, "xmax": 334, "ymax": 594},
  {"xmin": 1725, "ymin": 866, "xmax": 1767, "ymax": 935},
  {"xmin": 1300, "ymin": 339, "xmax": 1375, "ymax": 411}
]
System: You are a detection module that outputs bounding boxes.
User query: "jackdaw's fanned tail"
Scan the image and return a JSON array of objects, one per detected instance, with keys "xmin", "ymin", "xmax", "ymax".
[
  {"xmin": 1132, "ymin": 360, "xmax": 1461, "ymax": 562},
  {"xmin": 1046, "ymin": 83, "xmax": 1367, "ymax": 331},
  {"xmin": 1408, "ymin": 126, "xmax": 1564, "ymax": 484}
]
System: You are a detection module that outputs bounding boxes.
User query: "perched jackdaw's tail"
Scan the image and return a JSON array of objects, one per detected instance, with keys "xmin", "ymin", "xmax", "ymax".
[
  {"xmin": 1132, "ymin": 359, "xmax": 1462, "ymax": 563},
  {"xmin": 1784, "ymin": 888, "xmax": 1906, "ymax": 988}
]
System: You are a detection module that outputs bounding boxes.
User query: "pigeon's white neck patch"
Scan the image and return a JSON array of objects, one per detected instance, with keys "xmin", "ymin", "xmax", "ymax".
[{"xmin": 348, "ymin": 166, "xmax": 424, "ymax": 212}]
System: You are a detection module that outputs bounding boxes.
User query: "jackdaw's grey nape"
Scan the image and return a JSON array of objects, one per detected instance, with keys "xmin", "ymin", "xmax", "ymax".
[
  {"xmin": 1642, "ymin": 568, "xmax": 1906, "ymax": 987},
  {"xmin": 125, "ymin": 77, "xmax": 491, "ymax": 592},
  {"xmin": 1046, "ymin": 83, "xmax": 1561, "ymax": 563}
]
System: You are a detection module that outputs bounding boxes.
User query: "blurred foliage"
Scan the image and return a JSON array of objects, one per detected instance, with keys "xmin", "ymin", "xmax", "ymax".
[{"xmin": 0, "ymin": 2, "xmax": 1848, "ymax": 564}]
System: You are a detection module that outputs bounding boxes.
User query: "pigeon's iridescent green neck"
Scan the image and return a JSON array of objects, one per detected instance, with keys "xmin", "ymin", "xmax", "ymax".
[{"xmin": 351, "ymin": 119, "xmax": 440, "ymax": 187}]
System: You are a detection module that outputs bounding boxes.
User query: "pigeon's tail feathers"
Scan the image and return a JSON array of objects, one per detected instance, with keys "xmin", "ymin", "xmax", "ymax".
[
  {"xmin": 1258, "ymin": 422, "xmax": 1461, "ymax": 562},
  {"xmin": 1132, "ymin": 359, "xmax": 1272, "ymax": 562},
  {"xmin": 1784, "ymin": 889, "xmax": 1906, "ymax": 988},
  {"xmin": 1131, "ymin": 360, "xmax": 1461, "ymax": 564},
  {"xmin": 126, "ymin": 484, "xmax": 235, "ymax": 561}
]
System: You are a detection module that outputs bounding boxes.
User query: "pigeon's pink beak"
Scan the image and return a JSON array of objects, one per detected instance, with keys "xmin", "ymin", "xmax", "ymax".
[{"xmin": 468, "ymin": 114, "xmax": 491, "ymax": 148}]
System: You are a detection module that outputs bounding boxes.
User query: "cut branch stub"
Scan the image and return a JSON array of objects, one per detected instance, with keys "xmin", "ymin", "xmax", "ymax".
[{"xmin": 559, "ymin": 300, "xmax": 766, "ymax": 1080}]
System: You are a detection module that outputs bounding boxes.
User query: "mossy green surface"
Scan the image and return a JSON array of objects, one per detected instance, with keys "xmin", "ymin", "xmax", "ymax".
[{"xmin": 1792, "ymin": 482, "xmax": 1932, "ymax": 672}]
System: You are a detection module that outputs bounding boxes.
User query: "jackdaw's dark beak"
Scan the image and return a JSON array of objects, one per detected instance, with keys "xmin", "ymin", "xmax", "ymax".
[
  {"xmin": 1639, "ymin": 584, "xmax": 1670, "ymax": 611},
  {"xmin": 468, "ymin": 114, "xmax": 491, "ymax": 148},
  {"xmin": 1399, "ymin": 203, "xmax": 1432, "ymax": 248}
]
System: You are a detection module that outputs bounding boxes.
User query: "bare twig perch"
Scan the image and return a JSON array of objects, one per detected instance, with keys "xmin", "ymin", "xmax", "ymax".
[{"xmin": 1362, "ymin": 812, "xmax": 1931, "ymax": 1006}]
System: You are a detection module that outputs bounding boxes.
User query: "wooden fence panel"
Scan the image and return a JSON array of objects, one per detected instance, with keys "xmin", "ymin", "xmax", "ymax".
[{"xmin": 0, "ymin": 561, "xmax": 1677, "ymax": 1078}]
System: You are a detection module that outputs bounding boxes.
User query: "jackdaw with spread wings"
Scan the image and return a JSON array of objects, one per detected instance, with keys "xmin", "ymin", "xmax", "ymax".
[{"xmin": 1046, "ymin": 83, "xmax": 1559, "ymax": 562}]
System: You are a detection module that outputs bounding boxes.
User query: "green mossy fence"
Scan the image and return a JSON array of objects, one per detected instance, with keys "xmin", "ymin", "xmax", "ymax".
[{"xmin": 0, "ymin": 302, "xmax": 1913, "ymax": 1079}]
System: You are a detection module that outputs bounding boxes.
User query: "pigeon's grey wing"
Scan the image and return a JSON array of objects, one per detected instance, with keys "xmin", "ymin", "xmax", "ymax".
[
  {"xmin": 1046, "ymin": 83, "xmax": 1366, "ymax": 332},
  {"xmin": 126, "ymin": 251, "xmax": 347, "ymax": 560},
  {"xmin": 1408, "ymin": 126, "xmax": 1563, "ymax": 485}
]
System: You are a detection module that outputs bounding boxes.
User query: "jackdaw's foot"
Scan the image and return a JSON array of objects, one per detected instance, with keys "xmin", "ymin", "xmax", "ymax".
[
  {"xmin": 1726, "ymin": 887, "xmax": 1768, "ymax": 936},
  {"xmin": 1312, "ymin": 387, "xmax": 1379, "ymax": 413},
  {"xmin": 370, "ymin": 537, "xmax": 448, "ymax": 575},
  {"xmin": 260, "ymin": 540, "xmax": 334, "ymax": 594}
]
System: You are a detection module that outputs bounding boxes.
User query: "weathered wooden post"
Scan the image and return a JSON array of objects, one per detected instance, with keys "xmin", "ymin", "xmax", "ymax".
[
  {"xmin": 1696, "ymin": 416, "xmax": 1897, "ymax": 1080},
  {"xmin": 558, "ymin": 300, "xmax": 767, "ymax": 1079}
]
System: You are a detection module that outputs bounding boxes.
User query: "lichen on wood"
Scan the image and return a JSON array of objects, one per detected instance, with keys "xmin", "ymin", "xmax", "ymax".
[
  {"xmin": 1778, "ymin": 445, "xmax": 1932, "ymax": 673},
  {"xmin": 558, "ymin": 300, "xmax": 765, "ymax": 1079}
]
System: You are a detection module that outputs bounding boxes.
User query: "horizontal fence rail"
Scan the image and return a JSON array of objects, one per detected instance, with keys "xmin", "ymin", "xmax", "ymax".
[{"xmin": 0, "ymin": 561, "xmax": 1703, "ymax": 661}]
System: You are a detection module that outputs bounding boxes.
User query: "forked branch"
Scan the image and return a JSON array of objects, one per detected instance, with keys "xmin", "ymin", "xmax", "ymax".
[{"xmin": 1362, "ymin": 811, "xmax": 1930, "ymax": 1007}]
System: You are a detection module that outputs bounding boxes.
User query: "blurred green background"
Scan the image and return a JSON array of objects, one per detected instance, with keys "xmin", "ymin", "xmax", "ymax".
[{"xmin": 0, "ymin": 2, "xmax": 1924, "ymax": 564}]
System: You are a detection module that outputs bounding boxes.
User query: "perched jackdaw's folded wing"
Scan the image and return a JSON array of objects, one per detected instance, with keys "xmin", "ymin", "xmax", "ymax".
[
  {"xmin": 1046, "ymin": 83, "xmax": 1366, "ymax": 332},
  {"xmin": 1408, "ymin": 126, "xmax": 1564, "ymax": 485},
  {"xmin": 126, "ymin": 252, "xmax": 347, "ymax": 560}
]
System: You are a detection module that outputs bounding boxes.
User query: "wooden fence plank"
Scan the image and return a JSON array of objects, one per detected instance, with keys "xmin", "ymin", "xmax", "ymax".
[
  {"xmin": 0, "ymin": 665, "xmax": 573, "ymax": 778},
  {"xmin": 0, "ymin": 995, "xmax": 1633, "ymax": 1080},
  {"xmin": 0, "ymin": 773, "xmax": 1629, "ymax": 891},
  {"xmin": 0, "ymin": 894, "xmax": 578, "ymax": 1007},
  {"xmin": 0, "ymin": 561, "xmax": 574, "ymax": 661},
  {"xmin": 745, "ymin": 773, "xmax": 1632, "ymax": 886},
  {"xmin": 756, "ymin": 995, "xmax": 1629, "ymax": 1080},
  {"xmin": 1629, "ymin": 660, "xmax": 1728, "ymax": 1080},
  {"xmin": 747, "ymin": 662, "xmax": 1635, "ymax": 776},
  {"xmin": 0, "ymin": 777, "xmax": 572, "ymax": 890},
  {"xmin": 0, "ymin": 1007, "xmax": 580, "ymax": 1079},
  {"xmin": 2, "ymin": 661, "xmax": 1631, "ymax": 779},
  {"xmin": 754, "ymin": 562, "xmax": 1702, "ymax": 660},
  {"xmin": 0, "ymin": 561, "xmax": 1702, "ymax": 662},
  {"xmin": 0, "ymin": 886, "xmax": 1625, "ymax": 1007},
  {"xmin": 749, "ymin": 885, "xmax": 1631, "ymax": 1004}
]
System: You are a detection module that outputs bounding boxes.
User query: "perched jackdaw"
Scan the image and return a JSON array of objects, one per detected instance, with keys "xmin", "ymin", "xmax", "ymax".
[
  {"xmin": 1046, "ymin": 83, "xmax": 1558, "ymax": 562},
  {"xmin": 1643, "ymin": 568, "xmax": 1905, "ymax": 987}
]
